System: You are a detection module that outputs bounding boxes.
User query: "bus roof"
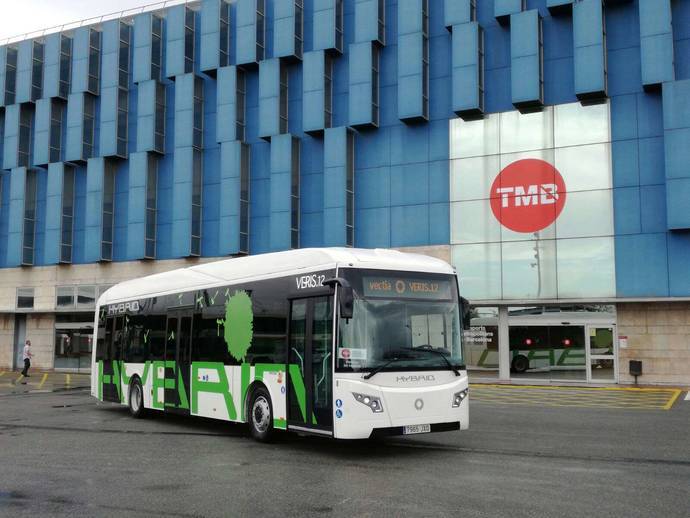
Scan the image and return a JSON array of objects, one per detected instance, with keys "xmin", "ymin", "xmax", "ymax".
[{"xmin": 98, "ymin": 248, "xmax": 455, "ymax": 306}]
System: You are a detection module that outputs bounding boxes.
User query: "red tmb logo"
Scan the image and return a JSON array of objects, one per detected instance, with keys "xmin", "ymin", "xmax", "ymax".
[{"xmin": 490, "ymin": 159, "xmax": 567, "ymax": 233}]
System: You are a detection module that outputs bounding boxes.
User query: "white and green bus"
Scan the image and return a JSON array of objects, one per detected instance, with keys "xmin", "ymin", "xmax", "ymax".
[{"xmin": 91, "ymin": 248, "xmax": 469, "ymax": 441}]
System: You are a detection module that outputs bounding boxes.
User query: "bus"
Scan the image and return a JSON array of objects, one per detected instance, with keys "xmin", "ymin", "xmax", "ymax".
[
  {"xmin": 466, "ymin": 306, "xmax": 616, "ymax": 375},
  {"xmin": 91, "ymin": 248, "xmax": 469, "ymax": 441}
]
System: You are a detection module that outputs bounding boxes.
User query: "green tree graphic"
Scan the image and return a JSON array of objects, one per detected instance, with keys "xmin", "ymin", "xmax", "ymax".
[{"xmin": 224, "ymin": 291, "xmax": 254, "ymax": 362}]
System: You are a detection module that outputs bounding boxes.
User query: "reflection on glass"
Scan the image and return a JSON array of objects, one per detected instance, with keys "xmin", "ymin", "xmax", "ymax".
[
  {"xmin": 555, "ymin": 143, "xmax": 611, "ymax": 192},
  {"xmin": 556, "ymin": 189, "xmax": 614, "ymax": 239},
  {"xmin": 499, "ymin": 106, "xmax": 554, "ymax": 154},
  {"xmin": 501, "ymin": 239, "xmax": 557, "ymax": 299},
  {"xmin": 509, "ymin": 325, "xmax": 587, "ymax": 381},
  {"xmin": 450, "ymin": 113, "xmax": 499, "ymax": 159},
  {"xmin": 450, "ymin": 155, "xmax": 500, "ymax": 202},
  {"xmin": 464, "ymin": 306, "xmax": 499, "ymax": 376},
  {"xmin": 451, "ymin": 200, "xmax": 501, "ymax": 244},
  {"xmin": 554, "ymin": 101, "xmax": 610, "ymax": 148},
  {"xmin": 452, "ymin": 243, "xmax": 502, "ymax": 300},
  {"xmin": 557, "ymin": 237, "xmax": 615, "ymax": 298}
]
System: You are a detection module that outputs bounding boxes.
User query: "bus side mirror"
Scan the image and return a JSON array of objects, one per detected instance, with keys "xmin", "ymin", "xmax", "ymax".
[
  {"xmin": 339, "ymin": 286, "xmax": 354, "ymax": 320},
  {"xmin": 460, "ymin": 297, "xmax": 470, "ymax": 330},
  {"xmin": 323, "ymin": 277, "xmax": 354, "ymax": 320}
]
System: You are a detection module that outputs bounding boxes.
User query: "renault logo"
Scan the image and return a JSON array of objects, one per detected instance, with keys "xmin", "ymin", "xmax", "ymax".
[{"xmin": 414, "ymin": 398, "xmax": 424, "ymax": 411}]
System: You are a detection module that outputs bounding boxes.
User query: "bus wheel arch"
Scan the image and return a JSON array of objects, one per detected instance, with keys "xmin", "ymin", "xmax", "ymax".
[
  {"xmin": 246, "ymin": 382, "xmax": 275, "ymax": 442},
  {"xmin": 511, "ymin": 355, "xmax": 529, "ymax": 374},
  {"xmin": 128, "ymin": 375, "xmax": 146, "ymax": 418}
]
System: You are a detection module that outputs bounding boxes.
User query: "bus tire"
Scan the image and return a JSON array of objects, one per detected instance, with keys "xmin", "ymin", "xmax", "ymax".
[
  {"xmin": 248, "ymin": 387, "xmax": 274, "ymax": 442},
  {"xmin": 512, "ymin": 355, "xmax": 529, "ymax": 374},
  {"xmin": 128, "ymin": 376, "xmax": 146, "ymax": 418}
]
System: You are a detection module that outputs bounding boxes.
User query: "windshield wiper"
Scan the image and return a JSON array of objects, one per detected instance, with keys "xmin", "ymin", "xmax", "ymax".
[
  {"xmin": 411, "ymin": 346, "xmax": 461, "ymax": 377},
  {"xmin": 362, "ymin": 355, "xmax": 410, "ymax": 380}
]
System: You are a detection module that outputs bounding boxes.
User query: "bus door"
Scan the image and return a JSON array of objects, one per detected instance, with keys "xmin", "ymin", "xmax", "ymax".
[
  {"xmin": 164, "ymin": 309, "xmax": 192, "ymax": 414},
  {"xmin": 287, "ymin": 296, "xmax": 334, "ymax": 434},
  {"xmin": 102, "ymin": 315, "xmax": 124, "ymax": 403}
]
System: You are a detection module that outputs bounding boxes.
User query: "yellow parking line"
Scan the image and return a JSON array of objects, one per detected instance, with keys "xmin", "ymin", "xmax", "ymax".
[
  {"xmin": 66, "ymin": 374, "xmax": 71, "ymax": 387},
  {"xmin": 470, "ymin": 383, "xmax": 678, "ymax": 392},
  {"xmin": 16, "ymin": 373, "xmax": 24, "ymax": 382},
  {"xmin": 38, "ymin": 373, "xmax": 48, "ymax": 389},
  {"xmin": 663, "ymin": 390, "xmax": 682, "ymax": 410}
]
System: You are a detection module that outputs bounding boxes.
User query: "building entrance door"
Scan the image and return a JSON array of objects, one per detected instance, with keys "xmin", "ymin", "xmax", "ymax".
[
  {"xmin": 13, "ymin": 315, "xmax": 26, "ymax": 370},
  {"xmin": 586, "ymin": 325, "xmax": 617, "ymax": 383}
]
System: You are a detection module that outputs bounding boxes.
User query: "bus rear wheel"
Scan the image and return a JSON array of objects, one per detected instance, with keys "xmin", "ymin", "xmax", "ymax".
[
  {"xmin": 511, "ymin": 355, "xmax": 529, "ymax": 374},
  {"xmin": 128, "ymin": 377, "xmax": 146, "ymax": 418},
  {"xmin": 249, "ymin": 387, "xmax": 274, "ymax": 442}
]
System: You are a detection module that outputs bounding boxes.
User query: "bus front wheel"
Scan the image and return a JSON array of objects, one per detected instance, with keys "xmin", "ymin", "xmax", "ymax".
[
  {"xmin": 511, "ymin": 355, "xmax": 530, "ymax": 374},
  {"xmin": 249, "ymin": 387, "xmax": 274, "ymax": 442},
  {"xmin": 128, "ymin": 377, "xmax": 146, "ymax": 418}
]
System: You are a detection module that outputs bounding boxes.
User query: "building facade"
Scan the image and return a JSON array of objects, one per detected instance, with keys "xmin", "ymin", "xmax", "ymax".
[{"xmin": 0, "ymin": 0, "xmax": 688, "ymax": 385}]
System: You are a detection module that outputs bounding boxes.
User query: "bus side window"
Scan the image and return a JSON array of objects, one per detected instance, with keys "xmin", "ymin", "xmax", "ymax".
[
  {"xmin": 192, "ymin": 311, "xmax": 228, "ymax": 363},
  {"xmin": 148, "ymin": 315, "xmax": 167, "ymax": 360},
  {"xmin": 248, "ymin": 284, "xmax": 288, "ymax": 365},
  {"xmin": 125, "ymin": 315, "xmax": 148, "ymax": 363}
]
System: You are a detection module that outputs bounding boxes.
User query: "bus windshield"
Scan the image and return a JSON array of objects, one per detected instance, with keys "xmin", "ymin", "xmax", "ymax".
[{"xmin": 336, "ymin": 269, "xmax": 463, "ymax": 373}]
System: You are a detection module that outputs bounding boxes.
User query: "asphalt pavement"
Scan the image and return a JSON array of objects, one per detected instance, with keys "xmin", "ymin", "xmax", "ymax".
[{"xmin": 0, "ymin": 385, "xmax": 688, "ymax": 517}]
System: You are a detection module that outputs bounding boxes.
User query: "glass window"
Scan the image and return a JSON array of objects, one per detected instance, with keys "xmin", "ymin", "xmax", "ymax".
[
  {"xmin": 290, "ymin": 138, "xmax": 300, "ymax": 249},
  {"xmin": 452, "ymin": 243, "xmax": 502, "ymax": 300},
  {"xmin": 554, "ymin": 143, "xmax": 612, "ymax": 193},
  {"xmin": 450, "ymin": 155, "xmax": 500, "ymax": 202},
  {"xmin": 101, "ymin": 163, "xmax": 115, "ymax": 261},
  {"xmin": 499, "ymin": 106, "xmax": 553, "ymax": 154},
  {"xmin": 193, "ymin": 77, "xmax": 203, "ymax": 149},
  {"xmin": 501, "ymin": 239, "xmax": 557, "ymax": 299},
  {"xmin": 61, "ymin": 166, "xmax": 75, "ymax": 263},
  {"xmin": 236, "ymin": 69, "xmax": 246, "ymax": 141},
  {"xmin": 17, "ymin": 288, "xmax": 34, "ymax": 309},
  {"xmin": 57, "ymin": 286, "xmax": 75, "ymax": 308},
  {"xmin": 256, "ymin": 0, "xmax": 266, "ymax": 61},
  {"xmin": 555, "ymin": 189, "xmax": 614, "ymax": 239},
  {"xmin": 77, "ymin": 286, "xmax": 96, "ymax": 308},
  {"xmin": 464, "ymin": 306, "xmax": 499, "ymax": 375},
  {"xmin": 450, "ymin": 200, "xmax": 501, "ymax": 244},
  {"xmin": 279, "ymin": 63, "xmax": 288, "ymax": 133},
  {"xmin": 556, "ymin": 237, "xmax": 615, "ymax": 298},
  {"xmin": 22, "ymin": 170, "xmax": 37, "ymax": 265},
  {"xmin": 554, "ymin": 101, "xmax": 610, "ymax": 148},
  {"xmin": 450, "ymin": 113, "xmax": 499, "ymax": 159}
]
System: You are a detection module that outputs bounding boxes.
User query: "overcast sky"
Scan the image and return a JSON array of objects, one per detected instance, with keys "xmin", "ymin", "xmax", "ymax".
[{"xmin": 0, "ymin": 0, "xmax": 160, "ymax": 40}]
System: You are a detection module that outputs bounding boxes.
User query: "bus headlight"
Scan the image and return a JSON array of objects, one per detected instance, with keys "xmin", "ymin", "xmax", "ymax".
[
  {"xmin": 353, "ymin": 392, "xmax": 384, "ymax": 413},
  {"xmin": 452, "ymin": 388, "xmax": 469, "ymax": 407}
]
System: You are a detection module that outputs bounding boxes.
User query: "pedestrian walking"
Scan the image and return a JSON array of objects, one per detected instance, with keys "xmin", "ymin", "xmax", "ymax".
[{"xmin": 21, "ymin": 339, "xmax": 33, "ymax": 377}]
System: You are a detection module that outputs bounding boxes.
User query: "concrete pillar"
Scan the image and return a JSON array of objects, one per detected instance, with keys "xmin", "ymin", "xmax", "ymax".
[{"xmin": 498, "ymin": 306, "xmax": 510, "ymax": 381}]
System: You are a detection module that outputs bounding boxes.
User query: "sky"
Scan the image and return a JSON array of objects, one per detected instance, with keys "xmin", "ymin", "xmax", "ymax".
[{"xmin": 0, "ymin": 0, "xmax": 166, "ymax": 41}]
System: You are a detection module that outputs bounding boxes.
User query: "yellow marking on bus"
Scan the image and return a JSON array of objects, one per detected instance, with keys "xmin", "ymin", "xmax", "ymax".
[
  {"xmin": 66, "ymin": 374, "xmax": 71, "ymax": 387},
  {"xmin": 38, "ymin": 373, "xmax": 48, "ymax": 389},
  {"xmin": 663, "ymin": 389, "xmax": 682, "ymax": 410}
]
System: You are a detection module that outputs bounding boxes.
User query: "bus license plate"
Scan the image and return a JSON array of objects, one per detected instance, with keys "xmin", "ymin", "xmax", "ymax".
[{"xmin": 403, "ymin": 424, "xmax": 431, "ymax": 435}]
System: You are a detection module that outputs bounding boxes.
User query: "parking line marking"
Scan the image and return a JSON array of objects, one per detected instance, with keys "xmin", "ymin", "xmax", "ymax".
[
  {"xmin": 0, "ymin": 371, "xmax": 5, "ymax": 377},
  {"xmin": 662, "ymin": 390, "xmax": 682, "ymax": 410},
  {"xmin": 685, "ymin": 392, "xmax": 690, "ymax": 402},
  {"xmin": 66, "ymin": 374, "xmax": 71, "ymax": 387},
  {"xmin": 38, "ymin": 373, "xmax": 48, "ymax": 389},
  {"xmin": 469, "ymin": 384, "xmax": 681, "ymax": 410}
]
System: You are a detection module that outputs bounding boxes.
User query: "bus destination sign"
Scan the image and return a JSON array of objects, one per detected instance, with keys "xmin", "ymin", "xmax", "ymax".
[{"xmin": 363, "ymin": 277, "xmax": 452, "ymax": 300}]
